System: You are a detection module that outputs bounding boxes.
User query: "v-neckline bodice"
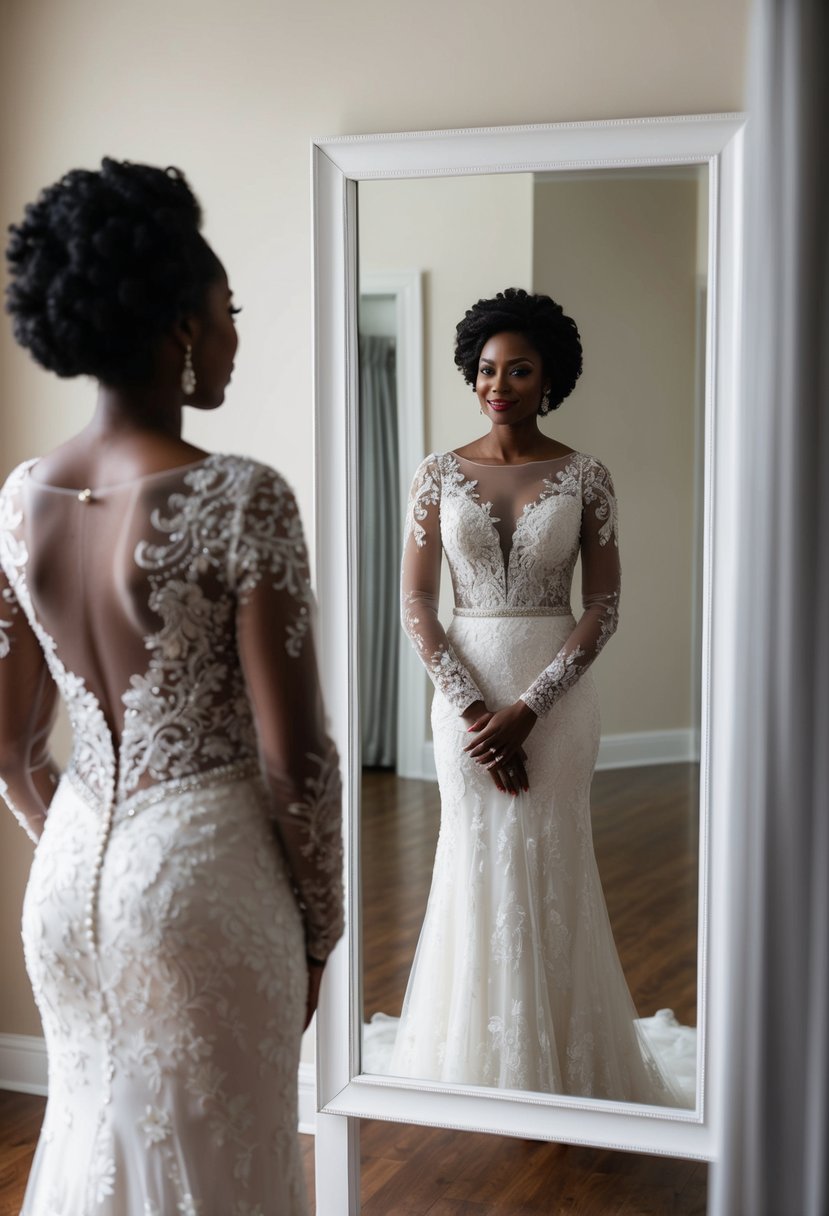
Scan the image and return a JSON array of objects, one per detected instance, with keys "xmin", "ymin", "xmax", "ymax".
[{"xmin": 445, "ymin": 450, "xmax": 584, "ymax": 592}]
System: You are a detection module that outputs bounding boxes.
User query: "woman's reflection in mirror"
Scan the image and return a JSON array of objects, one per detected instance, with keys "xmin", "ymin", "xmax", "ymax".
[{"xmin": 373, "ymin": 287, "xmax": 693, "ymax": 1104}]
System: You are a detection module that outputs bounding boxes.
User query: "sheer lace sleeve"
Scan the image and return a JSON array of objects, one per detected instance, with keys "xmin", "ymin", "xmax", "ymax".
[
  {"xmin": 232, "ymin": 465, "xmax": 344, "ymax": 963},
  {"xmin": 401, "ymin": 455, "xmax": 484, "ymax": 714},
  {"xmin": 520, "ymin": 458, "xmax": 620, "ymax": 718},
  {"xmin": 0, "ymin": 564, "xmax": 60, "ymax": 842}
]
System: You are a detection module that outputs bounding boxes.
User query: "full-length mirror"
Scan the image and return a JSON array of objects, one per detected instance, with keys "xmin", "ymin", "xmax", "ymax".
[
  {"xmin": 358, "ymin": 166, "xmax": 706, "ymax": 1110},
  {"xmin": 312, "ymin": 119, "xmax": 744, "ymax": 1195}
]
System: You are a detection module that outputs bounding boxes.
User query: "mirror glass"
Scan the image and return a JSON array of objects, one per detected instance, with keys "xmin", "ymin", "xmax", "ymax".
[{"xmin": 357, "ymin": 165, "xmax": 707, "ymax": 1109}]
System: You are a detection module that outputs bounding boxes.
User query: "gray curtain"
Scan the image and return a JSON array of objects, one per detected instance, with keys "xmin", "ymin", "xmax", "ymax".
[
  {"xmin": 359, "ymin": 335, "xmax": 400, "ymax": 767},
  {"xmin": 710, "ymin": 2, "xmax": 829, "ymax": 1213}
]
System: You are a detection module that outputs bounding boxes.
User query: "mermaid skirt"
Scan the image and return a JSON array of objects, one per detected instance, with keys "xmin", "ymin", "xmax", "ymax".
[
  {"xmin": 20, "ymin": 767, "xmax": 308, "ymax": 1215},
  {"xmin": 388, "ymin": 613, "xmax": 687, "ymax": 1106}
]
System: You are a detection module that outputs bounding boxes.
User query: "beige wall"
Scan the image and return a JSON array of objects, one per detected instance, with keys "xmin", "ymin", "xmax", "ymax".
[
  {"xmin": 359, "ymin": 174, "xmax": 534, "ymax": 457},
  {"xmin": 359, "ymin": 174, "xmax": 533, "ymax": 657},
  {"xmin": 359, "ymin": 172, "xmax": 702, "ymax": 739},
  {"xmin": 0, "ymin": 0, "xmax": 748, "ymax": 1038},
  {"xmin": 532, "ymin": 172, "xmax": 703, "ymax": 733}
]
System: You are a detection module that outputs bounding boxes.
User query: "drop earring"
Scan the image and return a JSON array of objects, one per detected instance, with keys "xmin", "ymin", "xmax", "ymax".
[
  {"xmin": 181, "ymin": 344, "xmax": 196, "ymax": 396},
  {"xmin": 540, "ymin": 388, "xmax": 551, "ymax": 414}
]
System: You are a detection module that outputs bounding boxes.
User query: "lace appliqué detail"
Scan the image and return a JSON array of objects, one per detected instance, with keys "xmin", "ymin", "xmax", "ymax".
[
  {"xmin": 491, "ymin": 891, "xmax": 526, "ymax": 973},
  {"xmin": 404, "ymin": 458, "xmax": 442, "ymax": 549},
  {"xmin": 0, "ymin": 773, "xmax": 41, "ymax": 843},
  {"xmin": 553, "ymin": 454, "xmax": 619, "ymax": 548},
  {"xmin": 593, "ymin": 590, "xmax": 620, "ymax": 648},
  {"xmin": 486, "ymin": 999, "xmax": 530, "ymax": 1089},
  {"xmin": 119, "ymin": 460, "xmax": 262, "ymax": 797},
  {"xmin": 582, "ymin": 461, "xmax": 619, "ymax": 548},
  {"xmin": 430, "ymin": 644, "xmax": 483, "ymax": 710},
  {"xmin": 401, "ymin": 590, "xmax": 426, "ymax": 655},
  {"xmin": 401, "ymin": 450, "xmax": 622, "ymax": 719},
  {"xmin": 278, "ymin": 740, "xmax": 344, "ymax": 960},
  {"xmin": 521, "ymin": 646, "xmax": 585, "ymax": 717},
  {"xmin": 403, "ymin": 588, "xmax": 484, "ymax": 707},
  {"xmin": 517, "ymin": 456, "xmax": 620, "ymax": 717},
  {"xmin": 232, "ymin": 470, "xmax": 314, "ymax": 657},
  {"xmin": 0, "ymin": 583, "xmax": 17, "ymax": 658},
  {"xmin": 400, "ymin": 456, "xmax": 489, "ymax": 712},
  {"xmin": 507, "ymin": 468, "xmax": 582, "ymax": 609},
  {"xmin": 439, "ymin": 455, "xmax": 505, "ymax": 610},
  {"xmin": 120, "ymin": 579, "xmax": 253, "ymax": 795},
  {"xmin": 119, "ymin": 458, "xmax": 319, "ymax": 798}
]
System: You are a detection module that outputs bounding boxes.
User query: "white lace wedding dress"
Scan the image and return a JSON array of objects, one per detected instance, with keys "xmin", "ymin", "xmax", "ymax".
[
  {"xmin": 0, "ymin": 454, "xmax": 344, "ymax": 1215},
  {"xmin": 375, "ymin": 449, "xmax": 692, "ymax": 1106}
]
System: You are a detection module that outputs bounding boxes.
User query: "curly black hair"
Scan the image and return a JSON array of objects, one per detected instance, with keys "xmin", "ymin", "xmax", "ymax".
[
  {"xmin": 454, "ymin": 287, "xmax": 582, "ymax": 413},
  {"xmin": 5, "ymin": 158, "xmax": 221, "ymax": 386}
]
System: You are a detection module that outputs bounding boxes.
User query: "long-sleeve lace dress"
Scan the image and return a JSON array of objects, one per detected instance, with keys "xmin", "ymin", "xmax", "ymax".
[
  {"xmin": 391, "ymin": 449, "xmax": 689, "ymax": 1105},
  {"xmin": 0, "ymin": 453, "xmax": 344, "ymax": 1215}
]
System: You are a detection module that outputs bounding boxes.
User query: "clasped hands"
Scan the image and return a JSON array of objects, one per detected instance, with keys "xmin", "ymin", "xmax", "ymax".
[{"xmin": 461, "ymin": 698, "xmax": 537, "ymax": 795}]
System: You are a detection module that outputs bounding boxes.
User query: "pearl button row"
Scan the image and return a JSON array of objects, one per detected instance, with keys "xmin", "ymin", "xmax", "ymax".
[
  {"xmin": 81, "ymin": 761, "xmax": 261, "ymax": 955},
  {"xmin": 79, "ymin": 804, "xmax": 119, "ymax": 1114},
  {"xmin": 84, "ymin": 800, "xmax": 115, "ymax": 954}
]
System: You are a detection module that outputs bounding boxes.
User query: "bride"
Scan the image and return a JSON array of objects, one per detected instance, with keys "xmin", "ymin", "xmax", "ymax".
[
  {"xmin": 391, "ymin": 287, "xmax": 689, "ymax": 1105},
  {"xmin": 0, "ymin": 159, "xmax": 343, "ymax": 1213}
]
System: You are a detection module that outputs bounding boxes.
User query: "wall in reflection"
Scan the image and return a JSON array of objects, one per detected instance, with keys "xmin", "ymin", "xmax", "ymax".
[
  {"xmin": 358, "ymin": 167, "xmax": 706, "ymax": 1104},
  {"xmin": 359, "ymin": 168, "xmax": 707, "ymax": 745}
]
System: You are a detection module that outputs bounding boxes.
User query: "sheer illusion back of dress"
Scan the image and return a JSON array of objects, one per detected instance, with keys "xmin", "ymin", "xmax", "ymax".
[{"xmin": 0, "ymin": 453, "xmax": 343, "ymax": 1214}]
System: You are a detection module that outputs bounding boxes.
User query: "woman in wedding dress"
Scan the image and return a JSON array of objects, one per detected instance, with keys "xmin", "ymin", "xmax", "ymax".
[
  {"xmin": 0, "ymin": 159, "xmax": 343, "ymax": 1213},
  {"xmin": 392, "ymin": 287, "xmax": 689, "ymax": 1106}
]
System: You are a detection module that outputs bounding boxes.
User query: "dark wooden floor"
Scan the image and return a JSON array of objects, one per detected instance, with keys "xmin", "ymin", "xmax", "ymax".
[
  {"xmin": 1, "ymin": 764, "xmax": 705, "ymax": 1213},
  {"xmin": 0, "ymin": 1090, "xmax": 706, "ymax": 1214},
  {"xmin": 361, "ymin": 764, "xmax": 699, "ymax": 1026},
  {"xmin": 351, "ymin": 763, "xmax": 705, "ymax": 1213}
]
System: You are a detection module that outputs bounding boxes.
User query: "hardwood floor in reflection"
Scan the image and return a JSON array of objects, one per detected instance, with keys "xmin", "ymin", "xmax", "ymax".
[{"xmin": 361, "ymin": 763, "xmax": 699, "ymax": 1025}]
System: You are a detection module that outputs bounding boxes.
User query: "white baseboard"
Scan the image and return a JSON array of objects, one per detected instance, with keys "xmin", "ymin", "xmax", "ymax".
[
  {"xmin": 415, "ymin": 727, "xmax": 699, "ymax": 782},
  {"xmin": 297, "ymin": 1060, "xmax": 317, "ymax": 1135},
  {"xmin": 0, "ymin": 1033, "xmax": 48, "ymax": 1095},
  {"xmin": 595, "ymin": 727, "xmax": 700, "ymax": 770},
  {"xmin": 0, "ymin": 1034, "xmax": 319, "ymax": 1136}
]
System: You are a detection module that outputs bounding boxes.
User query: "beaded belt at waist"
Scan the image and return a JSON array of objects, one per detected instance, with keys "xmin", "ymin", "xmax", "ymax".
[
  {"xmin": 66, "ymin": 757, "xmax": 261, "ymax": 823},
  {"xmin": 453, "ymin": 606, "xmax": 572, "ymax": 619}
]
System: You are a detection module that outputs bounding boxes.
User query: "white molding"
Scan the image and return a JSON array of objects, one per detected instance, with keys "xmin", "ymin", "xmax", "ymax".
[
  {"xmin": 359, "ymin": 271, "xmax": 426, "ymax": 782},
  {"xmin": 0, "ymin": 1034, "xmax": 321, "ymax": 1137},
  {"xmin": 312, "ymin": 139, "xmax": 363, "ymax": 1216},
  {"xmin": 313, "ymin": 115, "xmax": 745, "ymax": 1199},
  {"xmin": 596, "ymin": 729, "xmax": 700, "ymax": 770},
  {"xmin": 313, "ymin": 114, "xmax": 744, "ymax": 182},
  {"xmin": 690, "ymin": 275, "xmax": 708, "ymax": 755},
  {"xmin": 297, "ymin": 1060, "xmax": 317, "ymax": 1135},
  {"xmin": 534, "ymin": 165, "xmax": 703, "ymax": 183},
  {"xmin": 416, "ymin": 729, "xmax": 700, "ymax": 782},
  {"xmin": 0, "ymin": 1033, "xmax": 48, "ymax": 1095}
]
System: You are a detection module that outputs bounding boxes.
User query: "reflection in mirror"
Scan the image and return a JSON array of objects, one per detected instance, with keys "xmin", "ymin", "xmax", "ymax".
[{"xmin": 358, "ymin": 166, "xmax": 707, "ymax": 1109}]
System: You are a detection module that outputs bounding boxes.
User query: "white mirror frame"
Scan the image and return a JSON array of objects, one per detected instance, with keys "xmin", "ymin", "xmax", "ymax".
[{"xmin": 311, "ymin": 114, "xmax": 745, "ymax": 1214}]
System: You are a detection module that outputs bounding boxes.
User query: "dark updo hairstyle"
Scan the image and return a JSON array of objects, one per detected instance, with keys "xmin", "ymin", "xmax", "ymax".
[
  {"xmin": 454, "ymin": 287, "xmax": 583, "ymax": 413},
  {"xmin": 5, "ymin": 158, "xmax": 221, "ymax": 386}
]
